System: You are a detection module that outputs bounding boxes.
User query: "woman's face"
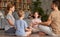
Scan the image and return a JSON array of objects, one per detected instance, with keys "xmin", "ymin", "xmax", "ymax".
[
  {"xmin": 11, "ymin": 6, "xmax": 15, "ymax": 12},
  {"xmin": 34, "ymin": 12, "xmax": 39, "ymax": 18}
]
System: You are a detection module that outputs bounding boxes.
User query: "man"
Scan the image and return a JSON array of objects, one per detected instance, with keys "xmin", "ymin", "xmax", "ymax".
[{"xmin": 39, "ymin": 0, "xmax": 60, "ymax": 36}]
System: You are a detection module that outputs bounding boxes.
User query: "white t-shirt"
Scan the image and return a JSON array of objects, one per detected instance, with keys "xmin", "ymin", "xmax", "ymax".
[{"xmin": 31, "ymin": 18, "xmax": 41, "ymax": 32}]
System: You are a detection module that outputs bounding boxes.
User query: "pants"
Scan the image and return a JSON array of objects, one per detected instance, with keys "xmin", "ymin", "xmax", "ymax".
[
  {"xmin": 39, "ymin": 25, "xmax": 55, "ymax": 36},
  {"xmin": 5, "ymin": 27, "xmax": 16, "ymax": 35}
]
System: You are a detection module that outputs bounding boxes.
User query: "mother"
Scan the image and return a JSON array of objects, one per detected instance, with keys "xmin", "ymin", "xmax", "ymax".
[{"xmin": 5, "ymin": 3, "xmax": 15, "ymax": 35}]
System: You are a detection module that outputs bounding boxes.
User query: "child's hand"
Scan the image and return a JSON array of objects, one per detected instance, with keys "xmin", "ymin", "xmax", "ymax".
[
  {"xmin": 26, "ymin": 28, "xmax": 32, "ymax": 32},
  {"xmin": 27, "ymin": 27, "xmax": 32, "ymax": 31},
  {"xmin": 35, "ymin": 21, "xmax": 42, "ymax": 25},
  {"xmin": 38, "ymin": 22, "xmax": 43, "ymax": 25},
  {"xmin": 25, "ymin": 27, "xmax": 32, "ymax": 32},
  {"xmin": 35, "ymin": 21, "xmax": 41, "ymax": 24},
  {"xmin": 29, "ymin": 28, "xmax": 32, "ymax": 31}
]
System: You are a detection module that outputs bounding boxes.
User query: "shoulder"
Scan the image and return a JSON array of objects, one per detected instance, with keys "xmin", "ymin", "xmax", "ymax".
[
  {"xmin": 6, "ymin": 14, "xmax": 12, "ymax": 18},
  {"xmin": 6, "ymin": 14, "xmax": 10, "ymax": 16},
  {"xmin": 50, "ymin": 11, "xmax": 58, "ymax": 15},
  {"xmin": 23, "ymin": 20, "xmax": 27, "ymax": 23},
  {"xmin": 15, "ymin": 20, "xmax": 24, "ymax": 24},
  {"xmin": 22, "ymin": 20, "xmax": 28, "ymax": 25},
  {"xmin": 49, "ymin": 11, "xmax": 55, "ymax": 17},
  {"xmin": 15, "ymin": 20, "xmax": 19, "ymax": 22},
  {"xmin": 16, "ymin": 20, "xmax": 26, "ymax": 23},
  {"xmin": 50, "ymin": 11, "xmax": 54, "ymax": 15},
  {"xmin": 6, "ymin": 14, "xmax": 11, "ymax": 19}
]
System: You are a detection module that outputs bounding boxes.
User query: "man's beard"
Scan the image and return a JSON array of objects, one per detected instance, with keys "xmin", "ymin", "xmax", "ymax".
[{"xmin": 51, "ymin": 7, "xmax": 54, "ymax": 10}]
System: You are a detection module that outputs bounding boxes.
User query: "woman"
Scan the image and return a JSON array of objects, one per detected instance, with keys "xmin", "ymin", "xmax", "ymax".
[{"xmin": 5, "ymin": 3, "xmax": 15, "ymax": 35}]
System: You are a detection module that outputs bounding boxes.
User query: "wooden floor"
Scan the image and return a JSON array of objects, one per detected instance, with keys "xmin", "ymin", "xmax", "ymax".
[{"xmin": 0, "ymin": 30, "xmax": 59, "ymax": 37}]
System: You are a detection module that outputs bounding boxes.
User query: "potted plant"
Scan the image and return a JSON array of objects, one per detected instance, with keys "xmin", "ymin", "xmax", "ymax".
[{"xmin": 31, "ymin": 0, "xmax": 49, "ymax": 22}]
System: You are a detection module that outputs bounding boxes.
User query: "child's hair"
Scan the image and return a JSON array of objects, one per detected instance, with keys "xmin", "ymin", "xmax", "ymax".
[
  {"xmin": 5, "ymin": 2, "xmax": 15, "ymax": 16},
  {"xmin": 18, "ymin": 10, "xmax": 24, "ymax": 17},
  {"xmin": 33, "ymin": 11, "xmax": 40, "ymax": 18}
]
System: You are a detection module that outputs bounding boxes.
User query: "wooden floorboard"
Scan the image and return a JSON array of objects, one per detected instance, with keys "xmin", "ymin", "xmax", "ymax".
[{"xmin": 0, "ymin": 30, "xmax": 59, "ymax": 37}]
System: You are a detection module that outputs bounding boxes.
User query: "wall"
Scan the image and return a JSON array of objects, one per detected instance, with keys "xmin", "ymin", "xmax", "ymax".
[{"xmin": 40, "ymin": 0, "xmax": 52, "ymax": 15}]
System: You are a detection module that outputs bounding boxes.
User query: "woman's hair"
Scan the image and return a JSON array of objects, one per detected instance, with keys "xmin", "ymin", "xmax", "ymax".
[
  {"xmin": 5, "ymin": 2, "xmax": 15, "ymax": 16},
  {"xmin": 18, "ymin": 10, "xmax": 24, "ymax": 17},
  {"xmin": 52, "ymin": 0, "xmax": 60, "ymax": 10}
]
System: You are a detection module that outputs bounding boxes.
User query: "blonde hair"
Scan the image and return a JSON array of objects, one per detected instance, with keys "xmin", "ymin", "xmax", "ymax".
[{"xmin": 18, "ymin": 10, "xmax": 24, "ymax": 17}]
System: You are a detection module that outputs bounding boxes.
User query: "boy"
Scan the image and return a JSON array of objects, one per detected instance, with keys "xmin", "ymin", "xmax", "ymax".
[{"xmin": 15, "ymin": 10, "xmax": 31, "ymax": 37}]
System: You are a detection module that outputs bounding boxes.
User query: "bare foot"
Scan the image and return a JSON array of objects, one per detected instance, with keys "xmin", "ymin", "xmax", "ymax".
[{"xmin": 38, "ymin": 32, "xmax": 46, "ymax": 36}]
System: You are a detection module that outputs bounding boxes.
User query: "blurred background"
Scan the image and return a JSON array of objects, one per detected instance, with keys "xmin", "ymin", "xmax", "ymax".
[{"xmin": 0, "ymin": 0, "xmax": 52, "ymax": 29}]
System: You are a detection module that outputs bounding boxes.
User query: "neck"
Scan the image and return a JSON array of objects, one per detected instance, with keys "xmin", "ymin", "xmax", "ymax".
[
  {"xmin": 35, "ymin": 17, "xmax": 38, "ymax": 19},
  {"xmin": 8, "ymin": 10, "xmax": 12, "ymax": 15},
  {"xmin": 19, "ymin": 17, "xmax": 23, "ymax": 20},
  {"xmin": 54, "ymin": 7, "xmax": 59, "ymax": 11}
]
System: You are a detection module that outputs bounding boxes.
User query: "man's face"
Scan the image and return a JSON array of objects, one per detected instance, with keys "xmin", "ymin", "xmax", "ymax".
[
  {"xmin": 51, "ymin": 3, "xmax": 54, "ymax": 10},
  {"xmin": 51, "ymin": 3, "xmax": 56, "ymax": 10}
]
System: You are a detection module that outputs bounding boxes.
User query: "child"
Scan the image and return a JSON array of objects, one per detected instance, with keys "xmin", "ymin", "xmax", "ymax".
[
  {"xmin": 30, "ymin": 11, "xmax": 41, "ymax": 33},
  {"xmin": 15, "ymin": 10, "xmax": 31, "ymax": 37}
]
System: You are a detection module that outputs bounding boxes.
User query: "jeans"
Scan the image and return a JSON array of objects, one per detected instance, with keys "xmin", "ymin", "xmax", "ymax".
[
  {"xmin": 5, "ymin": 27, "xmax": 16, "ymax": 35},
  {"xmin": 39, "ymin": 25, "xmax": 55, "ymax": 36}
]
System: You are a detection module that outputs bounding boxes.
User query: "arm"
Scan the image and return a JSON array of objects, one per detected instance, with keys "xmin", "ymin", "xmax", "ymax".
[
  {"xmin": 39, "ymin": 14, "xmax": 52, "ymax": 26},
  {"xmin": 40, "ymin": 19, "xmax": 52, "ymax": 26},
  {"xmin": 24, "ymin": 21, "xmax": 32, "ymax": 32},
  {"xmin": 25, "ymin": 28, "xmax": 32, "ymax": 31},
  {"xmin": 29, "ymin": 22, "xmax": 33, "ymax": 29},
  {"xmin": 6, "ymin": 14, "xmax": 14, "ymax": 26},
  {"xmin": 7, "ymin": 19, "xmax": 14, "ymax": 26},
  {"xmin": 25, "ymin": 23, "xmax": 32, "ymax": 31}
]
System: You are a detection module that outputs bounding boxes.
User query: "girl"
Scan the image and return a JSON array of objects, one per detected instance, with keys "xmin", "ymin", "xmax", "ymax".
[
  {"xmin": 30, "ymin": 11, "xmax": 41, "ymax": 33},
  {"xmin": 15, "ymin": 10, "xmax": 31, "ymax": 37},
  {"xmin": 5, "ymin": 3, "xmax": 15, "ymax": 35}
]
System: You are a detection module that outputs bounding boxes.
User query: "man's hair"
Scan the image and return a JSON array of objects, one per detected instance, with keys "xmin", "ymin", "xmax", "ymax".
[
  {"xmin": 52, "ymin": 0, "xmax": 60, "ymax": 10},
  {"xmin": 18, "ymin": 10, "xmax": 24, "ymax": 17}
]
